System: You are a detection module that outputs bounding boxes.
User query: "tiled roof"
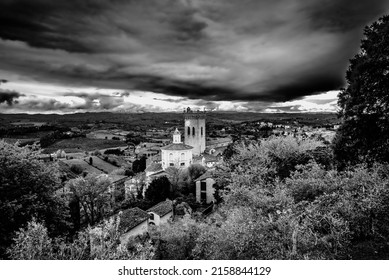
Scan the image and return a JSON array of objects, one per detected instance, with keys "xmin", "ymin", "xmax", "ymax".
[
  {"xmin": 145, "ymin": 162, "xmax": 163, "ymax": 172},
  {"xmin": 196, "ymin": 171, "xmax": 214, "ymax": 182},
  {"xmin": 107, "ymin": 174, "xmax": 128, "ymax": 183},
  {"xmin": 149, "ymin": 170, "xmax": 168, "ymax": 178},
  {"xmin": 203, "ymin": 154, "xmax": 218, "ymax": 162},
  {"xmin": 161, "ymin": 143, "xmax": 193, "ymax": 151},
  {"xmin": 147, "ymin": 200, "xmax": 173, "ymax": 217},
  {"xmin": 118, "ymin": 207, "xmax": 149, "ymax": 234},
  {"xmin": 206, "ymin": 137, "xmax": 232, "ymax": 146}
]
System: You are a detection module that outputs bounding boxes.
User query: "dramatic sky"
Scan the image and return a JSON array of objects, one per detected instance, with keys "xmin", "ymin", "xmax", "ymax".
[{"xmin": 0, "ymin": 0, "xmax": 388, "ymax": 114}]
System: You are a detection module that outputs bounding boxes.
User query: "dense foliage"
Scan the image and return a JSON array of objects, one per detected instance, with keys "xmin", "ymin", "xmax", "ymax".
[
  {"xmin": 149, "ymin": 154, "xmax": 389, "ymax": 259},
  {"xmin": 334, "ymin": 15, "xmax": 389, "ymax": 167},
  {"xmin": 144, "ymin": 176, "xmax": 171, "ymax": 204},
  {"xmin": 7, "ymin": 218, "xmax": 154, "ymax": 260},
  {"xmin": 66, "ymin": 175, "xmax": 112, "ymax": 226},
  {"xmin": 0, "ymin": 141, "xmax": 69, "ymax": 258}
]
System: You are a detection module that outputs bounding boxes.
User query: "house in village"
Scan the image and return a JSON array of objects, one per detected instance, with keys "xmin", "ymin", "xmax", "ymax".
[
  {"xmin": 193, "ymin": 154, "xmax": 220, "ymax": 168},
  {"xmin": 195, "ymin": 171, "xmax": 216, "ymax": 204},
  {"xmin": 117, "ymin": 200, "xmax": 173, "ymax": 244},
  {"xmin": 118, "ymin": 207, "xmax": 150, "ymax": 244},
  {"xmin": 147, "ymin": 200, "xmax": 174, "ymax": 227}
]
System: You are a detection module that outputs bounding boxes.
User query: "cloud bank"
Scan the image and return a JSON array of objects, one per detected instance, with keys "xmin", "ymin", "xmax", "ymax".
[{"xmin": 0, "ymin": 0, "xmax": 388, "ymax": 113}]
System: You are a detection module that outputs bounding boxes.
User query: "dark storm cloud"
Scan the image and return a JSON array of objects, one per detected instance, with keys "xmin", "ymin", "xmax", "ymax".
[
  {"xmin": 153, "ymin": 97, "xmax": 188, "ymax": 102},
  {"xmin": 0, "ymin": 0, "xmax": 388, "ymax": 107},
  {"xmin": 304, "ymin": 0, "xmax": 389, "ymax": 32},
  {"xmin": 0, "ymin": 0, "xmax": 115, "ymax": 52},
  {"xmin": 0, "ymin": 89, "xmax": 24, "ymax": 106}
]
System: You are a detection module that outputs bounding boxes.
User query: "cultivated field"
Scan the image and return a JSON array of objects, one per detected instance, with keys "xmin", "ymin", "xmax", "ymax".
[{"xmin": 43, "ymin": 138, "xmax": 125, "ymax": 153}]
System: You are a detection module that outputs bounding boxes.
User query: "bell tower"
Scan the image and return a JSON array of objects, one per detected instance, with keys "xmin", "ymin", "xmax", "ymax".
[
  {"xmin": 183, "ymin": 107, "xmax": 206, "ymax": 156},
  {"xmin": 172, "ymin": 128, "xmax": 181, "ymax": 143}
]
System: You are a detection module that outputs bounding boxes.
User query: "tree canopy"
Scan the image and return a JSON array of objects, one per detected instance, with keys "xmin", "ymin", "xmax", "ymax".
[
  {"xmin": 334, "ymin": 15, "xmax": 389, "ymax": 167},
  {"xmin": 0, "ymin": 141, "xmax": 69, "ymax": 258},
  {"xmin": 144, "ymin": 176, "xmax": 171, "ymax": 204},
  {"xmin": 66, "ymin": 174, "xmax": 112, "ymax": 226}
]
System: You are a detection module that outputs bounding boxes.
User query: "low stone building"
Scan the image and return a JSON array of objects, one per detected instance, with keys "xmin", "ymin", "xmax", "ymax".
[
  {"xmin": 147, "ymin": 200, "xmax": 173, "ymax": 227},
  {"xmin": 118, "ymin": 207, "xmax": 150, "ymax": 244},
  {"xmin": 116, "ymin": 200, "xmax": 173, "ymax": 243}
]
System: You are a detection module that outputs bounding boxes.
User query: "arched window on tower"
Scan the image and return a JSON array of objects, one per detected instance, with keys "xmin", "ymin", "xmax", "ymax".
[
  {"xmin": 187, "ymin": 126, "xmax": 190, "ymax": 136},
  {"xmin": 201, "ymin": 127, "xmax": 203, "ymax": 136},
  {"xmin": 192, "ymin": 127, "xmax": 195, "ymax": 136}
]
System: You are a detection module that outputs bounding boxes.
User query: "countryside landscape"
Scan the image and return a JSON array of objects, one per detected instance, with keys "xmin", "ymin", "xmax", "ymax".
[{"xmin": 0, "ymin": 0, "xmax": 389, "ymax": 262}]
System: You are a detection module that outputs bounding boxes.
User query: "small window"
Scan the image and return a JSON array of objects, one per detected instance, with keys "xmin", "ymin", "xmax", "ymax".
[
  {"xmin": 170, "ymin": 163, "xmax": 174, "ymax": 166},
  {"xmin": 187, "ymin": 126, "xmax": 190, "ymax": 135},
  {"xmin": 201, "ymin": 181, "xmax": 206, "ymax": 191},
  {"xmin": 180, "ymin": 162, "xmax": 185, "ymax": 166},
  {"xmin": 149, "ymin": 213, "xmax": 154, "ymax": 220},
  {"xmin": 201, "ymin": 127, "xmax": 203, "ymax": 136},
  {"xmin": 192, "ymin": 127, "xmax": 195, "ymax": 136}
]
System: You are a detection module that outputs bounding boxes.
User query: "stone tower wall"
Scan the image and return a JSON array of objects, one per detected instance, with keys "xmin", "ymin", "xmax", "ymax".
[{"xmin": 184, "ymin": 110, "xmax": 206, "ymax": 155}]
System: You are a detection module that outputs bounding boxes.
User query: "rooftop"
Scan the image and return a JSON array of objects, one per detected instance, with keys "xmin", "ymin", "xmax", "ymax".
[
  {"xmin": 118, "ymin": 207, "xmax": 149, "ymax": 234},
  {"xmin": 145, "ymin": 162, "xmax": 163, "ymax": 173},
  {"xmin": 203, "ymin": 154, "xmax": 219, "ymax": 162},
  {"xmin": 147, "ymin": 200, "xmax": 173, "ymax": 217},
  {"xmin": 106, "ymin": 174, "xmax": 128, "ymax": 183},
  {"xmin": 161, "ymin": 143, "xmax": 193, "ymax": 151},
  {"xmin": 206, "ymin": 137, "xmax": 232, "ymax": 146},
  {"xmin": 196, "ymin": 171, "xmax": 214, "ymax": 182}
]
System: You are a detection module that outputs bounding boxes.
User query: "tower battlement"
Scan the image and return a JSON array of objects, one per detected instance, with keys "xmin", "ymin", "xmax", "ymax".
[{"xmin": 183, "ymin": 107, "xmax": 206, "ymax": 119}]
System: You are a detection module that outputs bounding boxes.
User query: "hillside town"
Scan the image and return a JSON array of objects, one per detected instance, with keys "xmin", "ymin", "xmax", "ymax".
[{"xmin": 0, "ymin": 108, "xmax": 341, "ymax": 244}]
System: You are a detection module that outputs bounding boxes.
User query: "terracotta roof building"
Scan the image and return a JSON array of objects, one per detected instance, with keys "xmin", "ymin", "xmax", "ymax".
[
  {"xmin": 118, "ymin": 207, "xmax": 149, "ymax": 235},
  {"xmin": 147, "ymin": 200, "xmax": 173, "ymax": 217}
]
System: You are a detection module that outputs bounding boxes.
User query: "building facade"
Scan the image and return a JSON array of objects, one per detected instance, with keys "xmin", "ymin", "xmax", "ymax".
[
  {"xmin": 195, "ymin": 172, "xmax": 216, "ymax": 204},
  {"xmin": 160, "ymin": 128, "xmax": 193, "ymax": 169}
]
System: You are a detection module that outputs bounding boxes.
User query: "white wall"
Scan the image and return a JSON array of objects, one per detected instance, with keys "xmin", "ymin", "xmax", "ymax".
[
  {"xmin": 196, "ymin": 178, "xmax": 215, "ymax": 204},
  {"xmin": 161, "ymin": 149, "xmax": 192, "ymax": 170},
  {"xmin": 148, "ymin": 211, "xmax": 173, "ymax": 226}
]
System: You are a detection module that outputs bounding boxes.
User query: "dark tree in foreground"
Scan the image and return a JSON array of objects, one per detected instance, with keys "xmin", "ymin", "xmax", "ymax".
[
  {"xmin": 145, "ymin": 176, "xmax": 171, "ymax": 204},
  {"xmin": 0, "ymin": 141, "xmax": 69, "ymax": 258},
  {"xmin": 132, "ymin": 155, "xmax": 147, "ymax": 173},
  {"xmin": 333, "ymin": 15, "xmax": 389, "ymax": 167}
]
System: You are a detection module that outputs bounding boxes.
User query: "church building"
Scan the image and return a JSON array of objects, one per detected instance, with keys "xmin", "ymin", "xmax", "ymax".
[{"xmin": 160, "ymin": 128, "xmax": 193, "ymax": 169}]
